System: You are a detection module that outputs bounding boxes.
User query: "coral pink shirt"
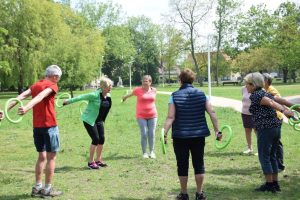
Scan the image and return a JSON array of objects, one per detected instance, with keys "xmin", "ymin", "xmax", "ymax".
[{"xmin": 133, "ymin": 87, "xmax": 157, "ymax": 119}]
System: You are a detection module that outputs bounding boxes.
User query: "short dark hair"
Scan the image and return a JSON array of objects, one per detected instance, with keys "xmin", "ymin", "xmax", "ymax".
[{"xmin": 179, "ymin": 68, "xmax": 196, "ymax": 84}]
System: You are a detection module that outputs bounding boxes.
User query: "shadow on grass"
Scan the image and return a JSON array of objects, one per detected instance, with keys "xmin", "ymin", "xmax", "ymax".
[
  {"xmin": 0, "ymin": 194, "xmax": 31, "ymax": 200},
  {"xmin": 209, "ymin": 166, "xmax": 261, "ymax": 176},
  {"xmin": 105, "ymin": 153, "xmax": 136, "ymax": 161},
  {"xmin": 205, "ymin": 151, "xmax": 243, "ymax": 157},
  {"xmin": 55, "ymin": 166, "xmax": 89, "ymax": 173}
]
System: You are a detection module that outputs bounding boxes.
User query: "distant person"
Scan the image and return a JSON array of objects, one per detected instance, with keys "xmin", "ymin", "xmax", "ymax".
[
  {"xmin": 163, "ymin": 69, "xmax": 220, "ymax": 200},
  {"xmin": 63, "ymin": 77, "xmax": 113, "ymax": 169},
  {"xmin": 0, "ymin": 110, "xmax": 4, "ymax": 120},
  {"xmin": 9, "ymin": 65, "xmax": 63, "ymax": 198},
  {"xmin": 241, "ymin": 85, "xmax": 256, "ymax": 155},
  {"xmin": 244, "ymin": 72, "xmax": 293, "ymax": 193},
  {"xmin": 122, "ymin": 75, "xmax": 157, "ymax": 159}
]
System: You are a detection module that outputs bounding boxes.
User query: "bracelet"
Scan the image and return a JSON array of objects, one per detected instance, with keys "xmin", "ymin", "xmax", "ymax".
[
  {"xmin": 280, "ymin": 108, "xmax": 285, "ymax": 113},
  {"xmin": 164, "ymin": 134, "xmax": 168, "ymax": 138}
]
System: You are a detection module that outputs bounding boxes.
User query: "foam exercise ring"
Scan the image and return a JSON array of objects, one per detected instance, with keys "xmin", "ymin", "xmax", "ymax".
[
  {"xmin": 215, "ymin": 125, "xmax": 233, "ymax": 150},
  {"xmin": 79, "ymin": 101, "xmax": 88, "ymax": 115},
  {"xmin": 288, "ymin": 104, "xmax": 300, "ymax": 124},
  {"xmin": 56, "ymin": 93, "xmax": 71, "ymax": 108},
  {"xmin": 4, "ymin": 98, "xmax": 23, "ymax": 124},
  {"xmin": 160, "ymin": 128, "xmax": 167, "ymax": 154}
]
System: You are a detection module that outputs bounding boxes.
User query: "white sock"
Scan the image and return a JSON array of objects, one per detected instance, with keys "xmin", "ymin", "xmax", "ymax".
[
  {"xmin": 44, "ymin": 184, "xmax": 52, "ymax": 192},
  {"xmin": 34, "ymin": 183, "xmax": 43, "ymax": 190}
]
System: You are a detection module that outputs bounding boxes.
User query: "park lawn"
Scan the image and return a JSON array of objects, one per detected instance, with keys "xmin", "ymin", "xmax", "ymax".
[{"xmin": 0, "ymin": 87, "xmax": 299, "ymax": 200}]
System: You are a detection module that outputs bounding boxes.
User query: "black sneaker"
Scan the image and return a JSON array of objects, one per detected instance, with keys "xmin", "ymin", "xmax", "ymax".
[
  {"xmin": 273, "ymin": 182, "xmax": 281, "ymax": 192},
  {"xmin": 176, "ymin": 192, "xmax": 189, "ymax": 200},
  {"xmin": 255, "ymin": 183, "xmax": 276, "ymax": 193},
  {"xmin": 95, "ymin": 161, "xmax": 108, "ymax": 167},
  {"xmin": 31, "ymin": 187, "xmax": 42, "ymax": 198},
  {"xmin": 195, "ymin": 191, "xmax": 207, "ymax": 200}
]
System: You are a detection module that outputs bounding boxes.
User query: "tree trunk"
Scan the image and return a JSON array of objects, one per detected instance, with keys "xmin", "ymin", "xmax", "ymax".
[
  {"xmin": 190, "ymin": 31, "xmax": 203, "ymax": 86},
  {"xmin": 17, "ymin": 48, "xmax": 24, "ymax": 94},
  {"xmin": 282, "ymin": 68, "xmax": 288, "ymax": 83}
]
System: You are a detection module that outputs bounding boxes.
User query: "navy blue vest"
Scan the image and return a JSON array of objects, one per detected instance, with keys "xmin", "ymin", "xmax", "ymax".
[{"xmin": 172, "ymin": 83, "xmax": 210, "ymax": 138}]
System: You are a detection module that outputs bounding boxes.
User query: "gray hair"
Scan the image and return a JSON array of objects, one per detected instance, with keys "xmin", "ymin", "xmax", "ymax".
[
  {"xmin": 99, "ymin": 76, "xmax": 113, "ymax": 89},
  {"xmin": 262, "ymin": 73, "xmax": 272, "ymax": 86},
  {"xmin": 244, "ymin": 72, "xmax": 264, "ymax": 89},
  {"xmin": 45, "ymin": 65, "xmax": 62, "ymax": 77},
  {"xmin": 142, "ymin": 75, "xmax": 152, "ymax": 82}
]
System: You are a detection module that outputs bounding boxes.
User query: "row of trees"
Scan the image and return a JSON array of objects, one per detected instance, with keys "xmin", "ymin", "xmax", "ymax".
[{"xmin": 0, "ymin": 0, "xmax": 299, "ymax": 93}]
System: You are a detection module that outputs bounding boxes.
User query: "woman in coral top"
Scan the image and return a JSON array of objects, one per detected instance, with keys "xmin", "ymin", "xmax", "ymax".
[{"xmin": 122, "ymin": 75, "xmax": 158, "ymax": 159}]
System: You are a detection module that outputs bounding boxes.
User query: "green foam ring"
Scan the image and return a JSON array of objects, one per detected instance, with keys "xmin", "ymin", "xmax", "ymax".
[
  {"xmin": 215, "ymin": 125, "xmax": 233, "ymax": 150},
  {"xmin": 56, "ymin": 93, "xmax": 71, "ymax": 108},
  {"xmin": 161, "ymin": 128, "xmax": 167, "ymax": 154},
  {"xmin": 289, "ymin": 104, "xmax": 300, "ymax": 125},
  {"xmin": 4, "ymin": 98, "xmax": 23, "ymax": 124},
  {"xmin": 79, "ymin": 101, "xmax": 88, "ymax": 115}
]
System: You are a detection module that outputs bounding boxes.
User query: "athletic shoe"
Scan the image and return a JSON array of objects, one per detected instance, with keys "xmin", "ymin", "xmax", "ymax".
[
  {"xmin": 255, "ymin": 183, "xmax": 276, "ymax": 193},
  {"xmin": 149, "ymin": 152, "xmax": 156, "ymax": 159},
  {"xmin": 176, "ymin": 193, "xmax": 189, "ymax": 200},
  {"xmin": 273, "ymin": 182, "xmax": 281, "ymax": 192},
  {"xmin": 31, "ymin": 187, "xmax": 42, "ymax": 198},
  {"xmin": 88, "ymin": 161, "xmax": 100, "ymax": 169},
  {"xmin": 96, "ymin": 161, "xmax": 108, "ymax": 167},
  {"xmin": 243, "ymin": 148, "xmax": 253, "ymax": 155},
  {"xmin": 143, "ymin": 153, "xmax": 149, "ymax": 158},
  {"xmin": 41, "ymin": 187, "xmax": 63, "ymax": 198},
  {"xmin": 195, "ymin": 191, "xmax": 207, "ymax": 200}
]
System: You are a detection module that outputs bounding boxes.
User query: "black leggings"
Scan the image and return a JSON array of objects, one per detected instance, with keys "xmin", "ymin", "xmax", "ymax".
[
  {"xmin": 173, "ymin": 137, "xmax": 205, "ymax": 176},
  {"xmin": 83, "ymin": 121, "xmax": 105, "ymax": 145}
]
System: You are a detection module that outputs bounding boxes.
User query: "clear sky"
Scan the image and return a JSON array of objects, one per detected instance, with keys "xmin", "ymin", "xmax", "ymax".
[{"xmin": 111, "ymin": 0, "xmax": 299, "ymax": 24}]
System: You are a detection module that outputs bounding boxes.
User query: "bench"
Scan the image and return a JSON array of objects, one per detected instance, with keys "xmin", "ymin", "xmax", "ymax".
[{"xmin": 222, "ymin": 81, "xmax": 239, "ymax": 86}]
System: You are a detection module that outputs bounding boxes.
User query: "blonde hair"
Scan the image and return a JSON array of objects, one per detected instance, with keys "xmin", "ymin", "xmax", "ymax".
[
  {"xmin": 99, "ymin": 76, "xmax": 113, "ymax": 89},
  {"xmin": 244, "ymin": 72, "xmax": 264, "ymax": 89}
]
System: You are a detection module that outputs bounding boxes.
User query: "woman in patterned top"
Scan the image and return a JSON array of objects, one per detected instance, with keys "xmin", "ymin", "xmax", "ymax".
[{"xmin": 244, "ymin": 72, "xmax": 293, "ymax": 193}]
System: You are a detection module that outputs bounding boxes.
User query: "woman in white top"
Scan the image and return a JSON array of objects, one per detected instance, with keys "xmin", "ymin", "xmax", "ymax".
[{"xmin": 241, "ymin": 86, "xmax": 256, "ymax": 154}]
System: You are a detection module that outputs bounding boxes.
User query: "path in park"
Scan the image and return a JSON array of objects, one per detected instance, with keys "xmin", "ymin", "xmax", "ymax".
[{"xmin": 157, "ymin": 91, "xmax": 300, "ymax": 124}]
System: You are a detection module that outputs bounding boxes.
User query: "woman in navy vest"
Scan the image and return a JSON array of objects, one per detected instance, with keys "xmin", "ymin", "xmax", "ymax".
[{"xmin": 163, "ymin": 68, "xmax": 220, "ymax": 200}]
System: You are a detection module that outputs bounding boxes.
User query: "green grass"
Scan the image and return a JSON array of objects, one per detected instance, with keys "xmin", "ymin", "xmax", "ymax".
[{"xmin": 0, "ymin": 87, "xmax": 300, "ymax": 200}]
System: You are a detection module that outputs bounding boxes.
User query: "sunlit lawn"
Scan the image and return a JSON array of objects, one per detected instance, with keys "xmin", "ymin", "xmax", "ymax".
[{"xmin": 0, "ymin": 86, "xmax": 300, "ymax": 200}]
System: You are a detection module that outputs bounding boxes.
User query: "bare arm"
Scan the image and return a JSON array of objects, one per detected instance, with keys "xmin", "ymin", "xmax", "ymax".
[
  {"xmin": 18, "ymin": 88, "xmax": 53, "ymax": 115},
  {"xmin": 205, "ymin": 100, "xmax": 219, "ymax": 137},
  {"xmin": 0, "ymin": 110, "xmax": 3, "ymax": 120},
  {"xmin": 273, "ymin": 96, "xmax": 300, "ymax": 112},
  {"xmin": 8, "ymin": 89, "xmax": 32, "ymax": 110},
  {"xmin": 260, "ymin": 96, "xmax": 294, "ymax": 118},
  {"xmin": 163, "ymin": 103, "xmax": 175, "ymax": 143},
  {"xmin": 122, "ymin": 92, "xmax": 134, "ymax": 102}
]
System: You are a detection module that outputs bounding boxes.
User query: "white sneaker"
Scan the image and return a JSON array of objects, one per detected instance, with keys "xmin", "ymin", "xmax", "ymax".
[
  {"xmin": 243, "ymin": 148, "xmax": 253, "ymax": 155},
  {"xmin": 149, "ymin": 152, "xmax": 156, "ymax": 159},
  {"xmin": 143, "ymin": 153, "xmax": 149, "ymax": 158}
]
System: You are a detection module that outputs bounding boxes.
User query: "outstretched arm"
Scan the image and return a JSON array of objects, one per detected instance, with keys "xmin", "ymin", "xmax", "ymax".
[
  {"xmin": 18, "ymin": 88, "xmax": 53, "ymax": 115},
  {"xmin": 8, "ymin": 89, "xmax": 32, "ymax": 110},
  {"xmin": 260, "ymin": 96, "xmax": 294, "ymax": 118},
  {"xmin": 122, "ymin": 92, "xmax": 134, "ymax": 102}
]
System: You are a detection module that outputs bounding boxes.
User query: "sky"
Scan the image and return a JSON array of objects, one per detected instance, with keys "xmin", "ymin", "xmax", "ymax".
[{"xmin": 112, "ymin": 0, "xmax": 299, "ymax": 25}]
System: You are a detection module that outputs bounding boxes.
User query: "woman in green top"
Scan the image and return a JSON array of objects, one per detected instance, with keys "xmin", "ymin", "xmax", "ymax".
[{"xmin": 63, "ymin": 77, "xmax": 113, "ymax": 169}]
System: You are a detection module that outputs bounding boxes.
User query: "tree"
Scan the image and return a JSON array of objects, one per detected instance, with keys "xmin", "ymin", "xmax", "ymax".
[
  {"xmin": 237, "ymin": 4, "xmax": 276, "ymax": 50},
  {"xmin": 158, "ymin": 24, "xmax": 186, "ymax": 84},
  {"xmin": 127, "ymin": 16, "xmax": 160, "ymax": 84},
  {"xmin": 170, "ymin": 0, "xmax": 214, "ymax": 86},
  {"xmin": 273, "ymin": 2, "xmax": 300, "ymax": 83},
  {"xmin": 214, "ymin": 0, "xmax": 240, "ymax": 85}
]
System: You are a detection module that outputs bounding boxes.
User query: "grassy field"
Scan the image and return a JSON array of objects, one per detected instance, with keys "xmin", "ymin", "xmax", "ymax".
[{"xmin": 0, "ymin": 86, "xmax": 300, "ymax": 200}]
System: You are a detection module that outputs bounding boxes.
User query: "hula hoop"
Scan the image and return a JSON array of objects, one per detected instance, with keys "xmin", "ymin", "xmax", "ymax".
[
  {"xmin": 79, "ymin": 101, "xmax": 88, "ymax": 115},
  {"xmin": 288, "ymin": 104, "xmax": 300, "ymax": 125},
  {"xmin": 4, "ymin": 98, "xmax": 24, "ymax": 124},
  {"xmin": 160, "ymin": 128, "xmax": 167, "ymax": 154},
  {"xmin": 215, "ymin": 125, "xmax": 233, "ymax": 150},
  {"xmin": 56, "ymin": 93, "xmax": 71, "ymax": 108}
]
